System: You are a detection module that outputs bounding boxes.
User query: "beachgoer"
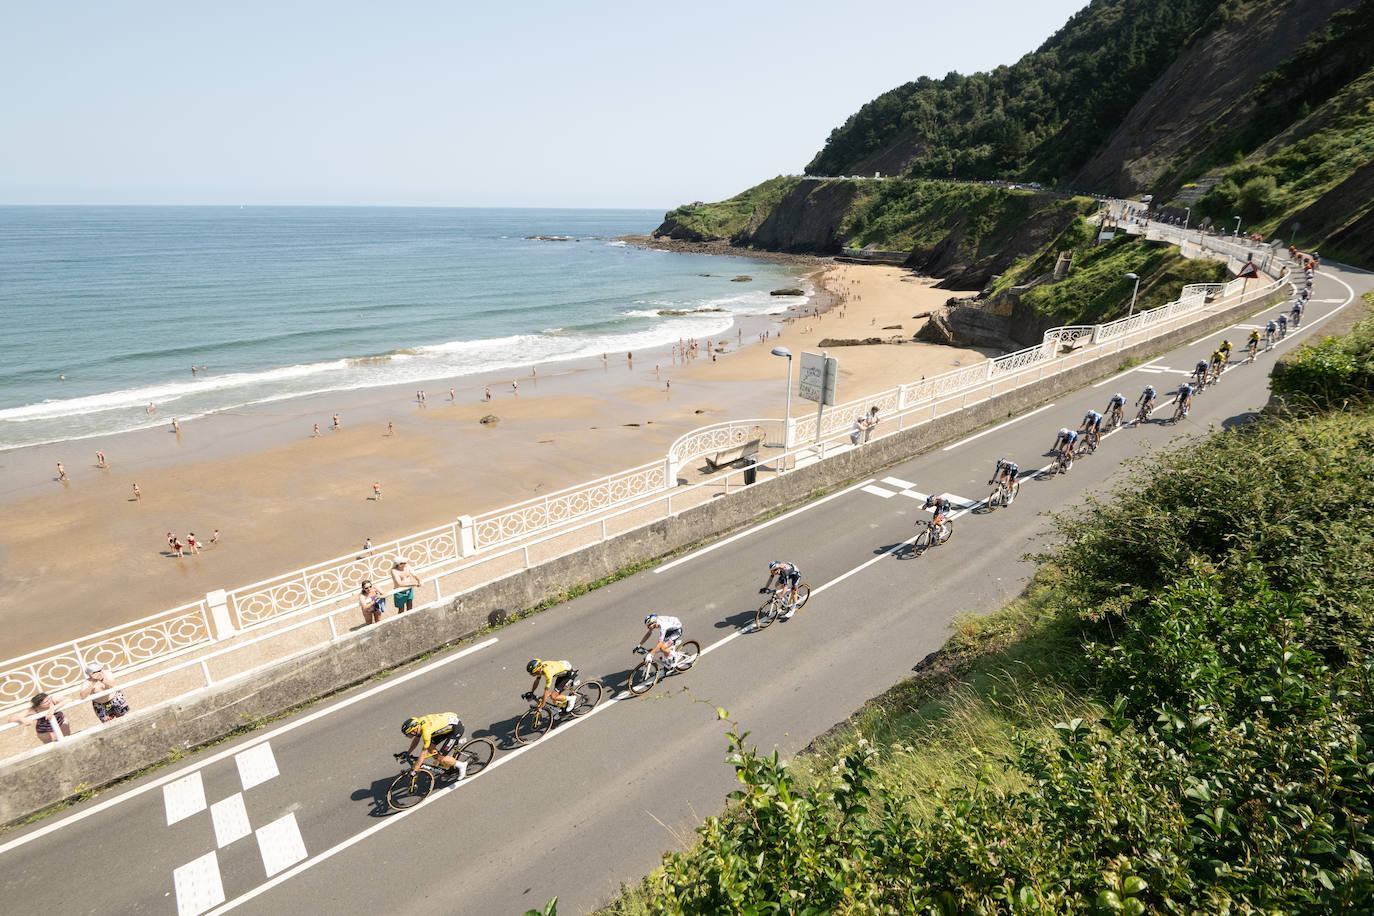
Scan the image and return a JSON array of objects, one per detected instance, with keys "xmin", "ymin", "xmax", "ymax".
[
  {"xmin": 187, "ymin": 533, "xmax": 200, "ymax": 554},
  {"xmin": 132, "ymin": 483, "xmax": 141, "ymax": 501},
  {"xmin": 449, "ymin": 388, "xmax": 455, "ymax": 402},
  {"xmin": 171, "ymin": 537, "xmax": 184, "ymax": 558},
  {"xmin": 56, "ymin": 461, "xmax": 67, "ymax": 482},
  {"xmin": 387, "ymin": 421, "xmax": 394, "ymax": 436},
  {"xmin": 210, "ymin": 529, "xmax": 220, "ymax": 544},
  {"xmin": 313, "ymin": 423, "xmax": 320, "ymax": 437},
  {"xmin": 333, "ymin": 413, "xmax": 341, "ymax": 429},
  {"xmin": 485, "ymin": 387, "xmax": 492, "ymax": 401},
  {"xmin": 95, "ymin": 451, "xmax": 106, "ymax": 468},
  {"xmin": 391, "ymin": 559, "xmax": 421, "ymax": 613},
  {"xmin": 359, "ymin": 580, "xmax": 386, "ymax": 625},
  {"xmin": 8, "ymin": 692, "xmax": 72, "ymax": 744},
  {"xmin": 171, "ymin": 418, "xmax": 179, "ymax": 434},
  {"xmin": 363, "ymin": 537, "xmax": 373, "ymax": 555},
  {"xmin": 864, "ymin": 406, "xmax": 880, "ymax": 443},
  {"xmin": 192, "ymin": 366, "xmax": 197, "ymax": 375},
  {"xmin": 512, "ymin": 380, "xmax": 518, "ymax": 395},
  {"xmin": 167, "ymin": 532, "xmax": 177, "ymax": 554},
  {"xmin": 373, "ymin": 481, "xmax": 382, "ymax": 501},
  {"xmin": 147, "ymin": 402, "xmax": 155, "ymax": 414},
  {"xmin": 81, "ymin": 664, "xmax": 130, "ymax": 723}
]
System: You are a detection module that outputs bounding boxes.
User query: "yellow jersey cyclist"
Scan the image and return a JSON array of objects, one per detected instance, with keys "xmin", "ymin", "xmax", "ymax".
[
  {"xmin": 1218, "ymin": 338, "xmax": 1233, "ymax": 366},
  {"xmin": 637, "ymin": 613, "xmax": 684, "ymax": 666},
  {"xmin": 761, "ymin": 561, "xmax": 803, "ymax": 619},
  {"xmin": 1247, "ymin": 328, "xmax": 1262, "ymax": 356},
  {"xmin": 1209, "ymin": 348, "xmax": 1225, "ymax": 377},
  {"xmin": 398, "ymin": 713, "xmax": 468, "ymax": 777},
  {"xmin": 525, "ymin": 658, "xmax": 579, "ymax": 713}
]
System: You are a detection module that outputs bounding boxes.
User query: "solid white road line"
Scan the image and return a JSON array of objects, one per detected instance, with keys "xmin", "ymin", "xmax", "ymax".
[
  {"xmin": 653, "ymin": 478, "xmax": 876, "ymax": 573},
  {"xmin": 940, "ymin": 402, "xmax": 1057, "ymax": 451},
  {"xmin": 0, "ymin": 637, "xmax": 499, "ymax": 855}
]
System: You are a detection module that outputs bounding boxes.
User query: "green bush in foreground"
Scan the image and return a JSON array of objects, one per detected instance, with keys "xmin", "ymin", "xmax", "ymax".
[
  {"xmin": 604, "ymin": 404, "xmax": 1374, "ymax": 915},
  {"xmin": 1270, "ymin": 311, "xmax": 1374, "ymax": 410}
]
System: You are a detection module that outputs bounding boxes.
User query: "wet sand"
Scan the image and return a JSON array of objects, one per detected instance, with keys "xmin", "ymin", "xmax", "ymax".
[{"xmin": 0, "ymin": 265, "xmax": 985, "ymax": 656}]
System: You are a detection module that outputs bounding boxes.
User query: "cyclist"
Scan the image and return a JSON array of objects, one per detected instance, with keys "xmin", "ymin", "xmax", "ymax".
[
  {"xmin": 1136, "ymin": 385, "xmax": 1157, "ymax": 420},
  {"xmin": 1291, "ymin": 299, "xmax": 1304, "ymax": 327},
  {"xmin": 1052, "ymin": 427, "xmax": 1079, "ymax": 459},
  {"xmin": 1193, "ymin": 359, "xmax": 1209, "ymax": 389},
  {"xmin": 1218, "ymin": 339, "xmax": 1233, "ymax": 367},
  {"xmin": 398, "ymin": 713, "xmax": 467, "ymax": 777},
  {"xmin": 526, "ymin": 658, "xmax": 578, "ymax": 712},
  {"xmin": 1277, "ymin": 312, "xmax": 1288, "ymax": 337},
  {"xmin": 1209, "ymin": 348, "xmax": 1226, "ymax": 381},
  {"xmin": 1247, "ymin": 328, "xmax": 1262, "ymax": 358},
  {"xmin": 922, "ymin": 493, "xmax": 953, "ymax": 527},
  {"xmin": 637, "ymin": 613, "xmax": 683, "ymax": 665},
  {"xmin": 989, "ymin": 458, "xmax": 1020, "ymax": 504},
  {"xmin": 1264, "ymin": 319, "xmax": 1278, "ymax": 349},
  {"xmin": 1080, "ymin": 409, "xmax": 1104, "ymax": 447},
  {"xmin": 1175, "ymin": 381, "xmax": 1194, "ymax": 419},
  {"xmin": 761, "ymin": 560, "xmax": 803, "ymax": 619},
  {"xmin": 1105, "ymin": 393, "xmax": 1126, "ymax": 428}
]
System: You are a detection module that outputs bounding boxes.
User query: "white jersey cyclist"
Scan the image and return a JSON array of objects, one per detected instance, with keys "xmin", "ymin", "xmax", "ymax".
[{"xmin": 638, "ymin": 613, "xmax": 683, "ymax": 664}]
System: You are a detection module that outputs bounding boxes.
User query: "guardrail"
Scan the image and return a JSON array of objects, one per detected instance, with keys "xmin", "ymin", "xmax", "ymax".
[{"xmin": 1, "ymin": 222, "xmax": 1292, "ymax": 744}]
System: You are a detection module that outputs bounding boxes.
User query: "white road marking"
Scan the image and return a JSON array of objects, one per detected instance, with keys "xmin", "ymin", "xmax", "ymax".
[
  {"xmin": 0, "ymin": 637, "xmax": 499, "ymax": 855},
  {"xmin": 653, "ymin": 478, "xmax": 876, "ymax": 573},
  {"xmin": 1136, "ymin": 367, "xmax": 1164, "ymax": 373},
  {"xmin": 255, "ymin": 812, "xmax": 308, "ymax": 877},
  {"xmin": 861, "ymin": 484, "xmax": 898, "ymax": 498},
  {"xmin": 174, "ymin": 851, "xmax": 225, "ymax": 916},
  {"xmin": 164, "ymin": 773, "xmax": 207, "ymax": 826},
  {"xmin": 941, "ymin": 402, "xmax": 1057, "ymax": 450},
  {"xmin": 881, "ymin": 476, "xmax": 916, "ymax": 489},
  {"xmin": 235, "ymin": 743, "xmax": 279, "ymax": 791},
  {"xmin": 210, "ymin": 793, "xmax": 252, "ymax": 848}
]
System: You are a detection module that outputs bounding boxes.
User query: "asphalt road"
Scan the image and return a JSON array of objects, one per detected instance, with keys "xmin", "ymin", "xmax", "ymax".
[{"xmin": 2, "ymin": 261, "xmax": 1367, "ymax": 916}]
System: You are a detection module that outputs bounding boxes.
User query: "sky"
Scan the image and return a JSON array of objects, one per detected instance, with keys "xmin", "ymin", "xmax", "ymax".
[{"xmin": 2, "ymin": 0, "xmax": 1089, "ymax": 209}]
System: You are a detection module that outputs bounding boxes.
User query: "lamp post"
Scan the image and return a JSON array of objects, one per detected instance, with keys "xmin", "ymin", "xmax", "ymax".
[
  {"xmin": 1183, "ymin": 207, "xmax": 1190, "ymax": 231},
  {"xmin": 1125, "ymin": 272, "xmax": 1141, "ymax": 317},
  {"xmin": 771, "ymin": 346, "xmax": 793, "ymax": 470},
  {"xmin": 1233, "ymin": 215, "xmax": 1242, "ymax": 237}
]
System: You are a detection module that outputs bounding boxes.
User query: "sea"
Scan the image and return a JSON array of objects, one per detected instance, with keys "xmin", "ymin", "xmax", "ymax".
[{"xmin": 0, "ymin": 207, "xmax": 809, "ymax": 450}]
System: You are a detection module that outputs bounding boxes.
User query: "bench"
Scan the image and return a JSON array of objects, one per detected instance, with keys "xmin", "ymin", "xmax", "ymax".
[{"xmin": 704, "ymin": 437, "xmax": 761, "ymax": 472}]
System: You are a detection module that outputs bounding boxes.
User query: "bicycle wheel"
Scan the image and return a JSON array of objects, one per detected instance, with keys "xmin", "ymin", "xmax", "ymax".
[
  {"xmin": 912, "ymin": 527, "xmax": 932, "ymax": 555},
  {"xmin": 570, "ymin": 680, "xmax": 602, "ymax": 716},
  {"xmin": 755, "ymin": 596, "xmax": 778, "ymax": 629},
  {"xmin": 986, "ymin": 487, "xmax": 1001, "ymax": 511},
  {"xmin": 793, "ymin": 583, "xmax": 811, "ymax": 610},
  {"xmin": 674, "ymin": 639, "xmax": 701, "ymax": 672},
  {"xmin": 387, "ymin": 768, "xmax": 434, "ymax": 810},
  {"xmin": 515, "ymin": 707, "xmax": 552, "ymax": 744},
  {"xmin": 628, "ymin": 660, "xmax": 660, "ymax": 696},
  {"xmin": 937, "ymin": 520, "xmax": 954, "ymax": 545},
  {"xmin": 455, "ymin": 738, "xmax": 494, "ymax": 778}
]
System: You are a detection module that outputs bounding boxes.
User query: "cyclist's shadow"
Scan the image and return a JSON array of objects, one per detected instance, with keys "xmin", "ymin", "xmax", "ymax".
[
  {"xmin": 483, "ymin": 713, "xmax": 524, "ymax": 751},
  {"xmin": 352, "ymin": 773, "xmax": 404, "ymax": 818},
  {"xmin": 714, "ymin": 608, "xmax": 755, "ymax": 631},
  {"xmin": 877, "ymin": 540, "xmax": 917, "ymax": 561}
]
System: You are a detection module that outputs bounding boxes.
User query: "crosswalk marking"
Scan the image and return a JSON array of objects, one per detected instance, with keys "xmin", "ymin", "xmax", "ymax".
[
  {"xmin": 164, "ymin": 772, "xmax": 207, "ymax": 826},
  {"xmin": 256, "ymin": 812, "xmax": 308, "ymax": 877},
  {"xmin": 211, "ymin": 793, "xmax": 252, "ymax": 848},
  {"xmin": 235, "ymin": 743, "xmax": 279, "ymax": 791},
  {"xmin": 173, "ymin": 851, "xmax": 225, "ymax": 916},
  {"xmin": 881, "ymin": 476, "xmax": 916, "ymax": 489},
  {"xmin": 861, "ymin": 484, "xmax": 897, "ymax": 498}
]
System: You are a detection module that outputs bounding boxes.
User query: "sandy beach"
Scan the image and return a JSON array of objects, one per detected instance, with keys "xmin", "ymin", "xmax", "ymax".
[{"xmin": 0, "ymin": 264, "xmax": 985, "ymax": 657}]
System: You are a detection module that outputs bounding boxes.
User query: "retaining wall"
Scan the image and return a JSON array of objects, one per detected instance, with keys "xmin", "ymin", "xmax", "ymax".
[{"xmin": 0, "ymin": 287, "xmax": 1280, "ymax": 827}]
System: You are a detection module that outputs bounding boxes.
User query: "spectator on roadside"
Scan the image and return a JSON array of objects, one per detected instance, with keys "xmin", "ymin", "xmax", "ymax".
[
  {"xmin": 390, "ymin": 559, "xmax": 421, "ymax": 613},
  {"xmin": 80, "ymin": 664, "xmax": 131, "ymax": 723},
  {"xmin": 8, "ymin": 692, "xmax": 72, "ymax": 744},
  {"xmin": 850, "ymin": 414, "xmax": 869, "ymax": 446},
  {"xmin": 359, "ymin": 580, "xmax": 387, "ymax": 625},
  {"xmin": 863, "ymin": 406, "xmax": 880, "ymax": 443}
]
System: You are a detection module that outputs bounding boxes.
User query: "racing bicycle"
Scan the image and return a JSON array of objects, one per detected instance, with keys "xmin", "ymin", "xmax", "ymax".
[
  {"xmin": 985, "ymin": 475, "xmax": 1020, "ymax": 511},
  {"xmin": 756, "ymin": 583, "xmax": 811, "ymax": 629},
  {"xmin": 387, "ymin": 738, "xmax": 495, "ymax": 809},
  {"xmin": 515, "ymin": 674, "xmax": 603, "ymax": 744},
  {"xmin": 1134, "ymin": 401, "xmax": 1155, "ymax": 425},
  {"xmin": 628, "ymin": 640, "xmax": 701, "ymax": 695},
  {"xmin": 1054, "ymin": 445, "xmax": 1074, "ymax": 475},
  {"xmin": 1106, "ymin": 405, "xmax": 1124, "ymax": 432},
  {"xmin": 913, "ymin": 515, "xmax": 954, "ymax": 554},
  {"xmin": 1171, "ymin": 398, "xmax": 1190, "ymax": 423}
]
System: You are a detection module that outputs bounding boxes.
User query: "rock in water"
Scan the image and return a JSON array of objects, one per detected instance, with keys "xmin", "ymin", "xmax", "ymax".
[
  {"xmin": 770, "ymin": 288, "xmax": 804, "ymax": 296},
  {"xmin": 479, "ymin": 414, "xmax": 500, "ymax": 425},
  {"xmin": 731, "ymin": 275, "xmax": 753, "ymax": 282}
]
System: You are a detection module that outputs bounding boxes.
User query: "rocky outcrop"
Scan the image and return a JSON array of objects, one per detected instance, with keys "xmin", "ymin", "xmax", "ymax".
[
  {"xmin": 907, "ymin": 198, "xmax": 1082, "ymax": 290},
  {"xmin": 770, "ymin": 288, "xmax": 805, "ymax": 296},
  {"xmin": 735, "ymin": 180, "xmax": 863, "ymax": 253}
]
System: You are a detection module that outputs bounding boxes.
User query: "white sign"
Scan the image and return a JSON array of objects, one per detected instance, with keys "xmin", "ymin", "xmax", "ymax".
[{"xmin": 799, "ymin": 351, "xmax": 837, "ymax": 406}]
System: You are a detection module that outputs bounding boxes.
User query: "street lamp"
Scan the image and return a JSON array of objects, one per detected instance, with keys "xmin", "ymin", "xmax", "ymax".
[
  {"xmin": 771, "ymin": 346, "xmax": 793, "ymax": 470},
  {"xmin": 1125, "ymin": 272, "xmax": 1141, "ymax": 317},
  {"xmin": 1184, "ymin": 207, "xmax": 1190, "ymax": 231},
  {"xmin": 1233, "ymin": 215, "xmax": 1242, "ymax": 237}
]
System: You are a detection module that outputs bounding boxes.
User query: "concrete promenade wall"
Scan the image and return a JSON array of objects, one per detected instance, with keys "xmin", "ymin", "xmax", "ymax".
[{"xmin": 0, "ymin": 288, "xmax": 1280, "ymax": 827}]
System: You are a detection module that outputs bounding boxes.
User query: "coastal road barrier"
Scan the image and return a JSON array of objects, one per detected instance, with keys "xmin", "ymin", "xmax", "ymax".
[
  {"xmin": 0, "ymin": 228, "xmax": 1287, "ymax": 732},
  {"xmin": 0, "ymin": 263, "xmax": 1293, "ymax": 823}
]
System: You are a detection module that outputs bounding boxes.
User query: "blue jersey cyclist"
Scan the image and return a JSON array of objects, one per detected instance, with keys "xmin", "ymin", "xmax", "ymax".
[
  {"xmin": 1052, "ymin": 427, "xmax": 1079, "ymax": 457},
  {"xmin": 762, "ymin": 561, "xmax": 803, "ymax": 619},
  {"xmin": 1080, "ymin": 409, "xmax": 1104, "ymax": 445},
  {"xmin": 1105, "ymin": 393, "xmax": 1126, "ymax": 424},
  {"xmin": 989, "ymin": 458, "xmax": 1019, "ymax": 502},
  {"xmin": 1194, "ymin": 359, "xmax": 1209, "ymax": 385},
  {"xmin": 1176, "ymin": 382, "xmax": 1195, "ymax": 415},
  {"xmin": 637, "ymin": 613, "xmax": 683, "ymax": 664},
  {"xmin": 923, "ymin": 493, "xmax": 953, "ymax": 523},
  {"xmin": 1264, "ymin": 319, "xmax": 1278, "ymax": 344},
  {"xmin": 399, "ymin": 713, "xmax": 467, "ymax": 776},
  {"xmin": 1136, "ymin": 385, "xmax": 1157, "ymax": 413}
]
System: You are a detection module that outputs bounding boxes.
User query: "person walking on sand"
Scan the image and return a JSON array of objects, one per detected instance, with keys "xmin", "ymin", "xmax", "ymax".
[
  {"xmin": 186, "ymin": 532, "xmax": 201, "ymax": 554},
  {"xmin": 390, "ymin": 559, "xmax": 421, "ymax": 613},
  {"xmin": 333, "ymin": 412, "xmax": 341, "ymax": 430},
  {"xmin": 171, "ymin": 535, "xmax": 184, "ymax": 558},
  {"xmin": 210, "ymin": 528, "xmax": 219, "ymax": 544},
  {"xmin": 96, "ymin": 451, "xmax": 106, "ymax": 468},
  {"xmin": 511, "ymin": 380, "xmax": 518, "ymax": 395},
  {"xmin": 167, "ymin": 532, "xmax": 177, "ymax": 554},
  {"xmin": 56, "ymin": 461, "xmax": 68, "ymax": 482},
  {"xmin": 373, "ymin": 481, "xmax": 382, "ymax": 501},
  {"xmin": 363, "ymin": 537, "xmax": 373, "ymax": 555},
  {"xmin": 449, "ymin": 388, "xmax": 455, "ymax": 402},
  {"xmin": 313, "ymin": 423, "xmax": 320, "ymax": 438},
  {"xmin": 484, "ymin": 387, "xmax": 492, "ymax": 401},
  {"xmin": 132, "ymin": 483, "xmax": 141, "ymax": 501},
  {"xmin": 387, "ymin": 420, "xmax": 394, "ymax": 436},
  {"xmin": 171, "ymin": 418, "xmax": 180, "ymax": 435}
]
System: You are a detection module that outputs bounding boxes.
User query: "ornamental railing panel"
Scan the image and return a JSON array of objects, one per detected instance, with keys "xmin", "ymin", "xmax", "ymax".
[{"xmin": 668, "ymin": 419, "xmax": 779, "ymax": 467}]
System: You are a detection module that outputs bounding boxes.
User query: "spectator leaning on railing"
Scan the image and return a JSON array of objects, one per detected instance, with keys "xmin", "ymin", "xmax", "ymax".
[
  {"xmin": 8, "ymin": 691, "xmax": 72, "ymax": 744},
  {"xmin": 80, "ymin": 663, "xmax": 131, "ymax": 723}
]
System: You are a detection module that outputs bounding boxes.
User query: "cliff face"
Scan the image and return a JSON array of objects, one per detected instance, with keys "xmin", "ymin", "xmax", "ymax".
[{"xmin": 738, "ymin": 180, "xmax": 863, "ymax": 253}]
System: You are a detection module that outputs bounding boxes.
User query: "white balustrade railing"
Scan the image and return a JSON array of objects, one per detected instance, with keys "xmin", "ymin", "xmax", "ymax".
[{"xmin": 2, "ymin": 215, "xmax": 1292, "ymax": 731}]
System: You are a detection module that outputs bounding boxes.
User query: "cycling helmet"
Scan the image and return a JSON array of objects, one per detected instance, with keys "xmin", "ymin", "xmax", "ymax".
[
  {"xmin": 401, "ymin": 717, "xmax": 420, "ymax": 737},
  {"xmin": 526, "ymin": 659, "xmax": 541, "ymax": 676},
  {"xmin": 644, "ymin": 614, "xmax": 658, "ymax": 628},
  {"xmin": 1058, "ymin": 427, "xmax": 1070, "ymax": 437},
  {"xmin": 1113, "ymin": 393, "xmax": 1124, "ymax": 401},
  {"xmin": 1222, "ymin": 339, "xmax": 1231, "ymax": 347},
  {"xmin": 768, "ymin": 560, "xmax": 785, "ymax": 572}
]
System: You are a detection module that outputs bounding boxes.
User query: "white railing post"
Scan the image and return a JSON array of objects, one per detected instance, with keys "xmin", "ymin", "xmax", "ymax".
[
  {"xmin": 456, "ymin": 515, "xmax": 475, "ymax": 557},
  {"xmin": 664, "ymin": 454, "xmax": 676, "ymax": 488},
  {"xmin": 201, "ymin": 659, "xmax": 214, "ymax": 686},
  {"xmin": 206, "ymin": 589, "xmax": 235, "ymax": 639}
]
